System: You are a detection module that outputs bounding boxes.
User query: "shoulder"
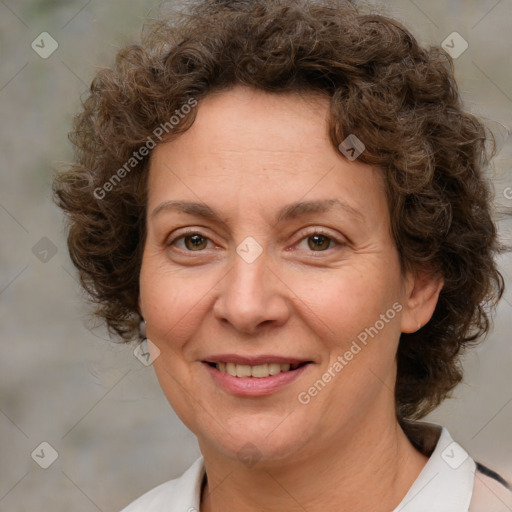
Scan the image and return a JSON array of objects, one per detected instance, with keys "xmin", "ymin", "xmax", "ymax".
[
  {"xmin": 399, "ymin": 420, "xmax": 512, "ymax": 511},
  {"xmin": 118, "ymin": 457, "xmax": 205, "ymax": 512},
  {"xmin": 469, "ymin": 462, "xmax": 512, "ymax": 512}
]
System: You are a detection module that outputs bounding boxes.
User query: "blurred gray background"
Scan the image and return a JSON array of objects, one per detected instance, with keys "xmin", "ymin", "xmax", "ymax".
[{"xmin": 1, "ymin": 0, "xmax": 511, "ymax": 510}]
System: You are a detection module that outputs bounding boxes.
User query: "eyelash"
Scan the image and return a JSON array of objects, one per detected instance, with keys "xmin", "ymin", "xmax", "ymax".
[{"xmin": 166, "ymin": 228, "xmax": 345, "ymax": 256}]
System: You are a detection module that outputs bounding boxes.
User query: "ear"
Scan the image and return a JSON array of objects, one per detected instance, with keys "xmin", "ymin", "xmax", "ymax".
[{"xmin": 400, "ymin": 266, "xmax": 443, "ymax": 333}]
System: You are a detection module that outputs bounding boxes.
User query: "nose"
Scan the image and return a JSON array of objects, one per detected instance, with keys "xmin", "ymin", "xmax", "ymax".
[{"xmin": 212, "ymin": 247, "xmax": 291, "ymax": 335}]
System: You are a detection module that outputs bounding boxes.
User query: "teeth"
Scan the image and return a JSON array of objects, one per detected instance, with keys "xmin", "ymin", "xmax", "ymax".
[
  {"xmin": 226, "ymin": 362, "xmax": 237, "ymax": 377},
  {"xmin": 215, "ymin": 362, "xmax": 300, "ymax": 378},
  {"xmin": 251, "ymin": 363, "xmax": 269, "ymax": 378},
  {"xmin": 236, "ymin": 364, "xmax": 252, "ymax": 378},
  {"xmin": 268, "ymin": 363, "xmax": 281, "ymax": 375}
]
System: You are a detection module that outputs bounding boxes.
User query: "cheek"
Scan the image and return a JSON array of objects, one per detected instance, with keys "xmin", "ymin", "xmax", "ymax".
[
  {"xmin": 139, "ymin": 256, "xmax": 201, "ymax": 349},
  {"xmin": 139, "ymin": 261, "xmax": 209, "ymax": 424},
  {"xmin": 294, "ymin": 261, "xmax": 402, "ymax": 343}
]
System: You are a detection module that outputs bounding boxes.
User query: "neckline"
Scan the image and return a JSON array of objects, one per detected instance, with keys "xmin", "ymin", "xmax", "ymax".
[{"xmin": 196, "ymin": 422, "xmax": 475, "ymax": 512}]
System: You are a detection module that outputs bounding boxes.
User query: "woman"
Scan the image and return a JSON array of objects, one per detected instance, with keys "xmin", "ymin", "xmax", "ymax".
[{"xmin": 53, "ymin": 0, "xmax": 512, "ymax": 510}]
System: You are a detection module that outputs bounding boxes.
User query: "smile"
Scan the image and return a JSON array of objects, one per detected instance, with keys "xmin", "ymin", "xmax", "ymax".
[
  {"xmin": 202, "ymin": 358, "xmax": 313, "ymax": 396},
  {"xmin": 207, "ymin": 361, "xmax": 307, "ymax": 378}
]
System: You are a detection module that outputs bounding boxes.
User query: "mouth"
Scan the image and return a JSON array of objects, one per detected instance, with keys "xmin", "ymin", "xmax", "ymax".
[
  {"xmin": 205, "ymin": 361, "xmax": 310, "ymax": 378},
  {"xmin": 201, "ymin": 355, "xmax": 314, "ymax": 396}
]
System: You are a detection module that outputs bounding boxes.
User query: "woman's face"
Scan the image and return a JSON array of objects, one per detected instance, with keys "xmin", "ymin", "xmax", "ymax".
[{"xmin": 139, "ymin": 85, "xmax": 421, "ymax": 465}]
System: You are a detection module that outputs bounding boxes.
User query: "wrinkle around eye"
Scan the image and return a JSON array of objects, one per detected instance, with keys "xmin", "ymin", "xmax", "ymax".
[{"xmin": 162, "ymin": 229, "xmax": 349, "ymax": 264}]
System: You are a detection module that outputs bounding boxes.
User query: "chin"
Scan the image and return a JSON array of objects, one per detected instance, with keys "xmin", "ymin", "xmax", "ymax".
[{"xmin": 197, "ymin": 419, "xmax": 311, "ymax": 467}]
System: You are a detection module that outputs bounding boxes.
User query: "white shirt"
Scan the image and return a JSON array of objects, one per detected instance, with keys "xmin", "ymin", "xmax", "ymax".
[{"xmin": 119, "ymin": 422, "xmax": 512, "ymax": 512}]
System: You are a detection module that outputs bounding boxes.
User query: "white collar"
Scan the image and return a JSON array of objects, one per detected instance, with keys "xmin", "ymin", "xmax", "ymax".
[
  {"xmin": 392, "ymin": 423, "xmax": 475, "ymax": 511},
  {"xmin": 120, "ymin": 423, "xmax": 476, "ymax": 511}
]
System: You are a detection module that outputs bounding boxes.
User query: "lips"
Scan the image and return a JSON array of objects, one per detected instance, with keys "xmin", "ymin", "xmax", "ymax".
[
  {"xmin": 203, "ymin": 356, "xmax": 312, "ymax": 396},
  {"xmin": 203, "ymin": 354, "xmax": 312, "ymax": 382},
  {"xmin": 204, "ymin": 354, "xmax": 311, "ymax": 366}
]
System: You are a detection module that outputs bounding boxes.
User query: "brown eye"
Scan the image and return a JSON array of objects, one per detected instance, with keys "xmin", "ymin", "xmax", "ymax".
[
  {"xmin": 294, "ymin": 229, "xmax": 344, "ymax": 255},
  {"xmin": 167, "ymin": 231, "xmax": 213, "ymax": 252},
  {"xmin": 307, "ymin": 234, "xmax": 332, "ymax": 251},
  {"xmin": 183, "ymin": 234, "xmax": 208, "ymax": 251}
]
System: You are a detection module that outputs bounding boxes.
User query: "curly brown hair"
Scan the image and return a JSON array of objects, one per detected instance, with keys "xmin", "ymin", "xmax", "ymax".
[{"xmin": 53, "ymin": 0, "xmax": 505, "ymax": 420}]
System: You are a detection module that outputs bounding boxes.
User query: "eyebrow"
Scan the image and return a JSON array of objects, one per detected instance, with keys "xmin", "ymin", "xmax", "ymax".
[{"xmin": 150, "ymin": 198, "xmax": 364, "ymax": 225}]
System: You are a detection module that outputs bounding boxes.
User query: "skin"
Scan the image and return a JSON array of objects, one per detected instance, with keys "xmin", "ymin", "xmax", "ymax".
[{"xmin": 138, "ymin": 85, "xmax": 443, "ymax": 512}]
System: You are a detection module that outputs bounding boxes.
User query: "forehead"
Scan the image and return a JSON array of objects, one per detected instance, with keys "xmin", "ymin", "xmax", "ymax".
[
  {"xmin": 147, "ymin": 85, "xmax": 386, "ymax": 224},
  {"xmin": 156, "ymin": 86, "xmax": 333, "ymax": 162}
]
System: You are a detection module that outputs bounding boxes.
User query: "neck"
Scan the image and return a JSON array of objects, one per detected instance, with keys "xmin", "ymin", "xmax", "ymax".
[{"xmin": 199, "ymin": 413, "xmax": 428, "ymax": 512}]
